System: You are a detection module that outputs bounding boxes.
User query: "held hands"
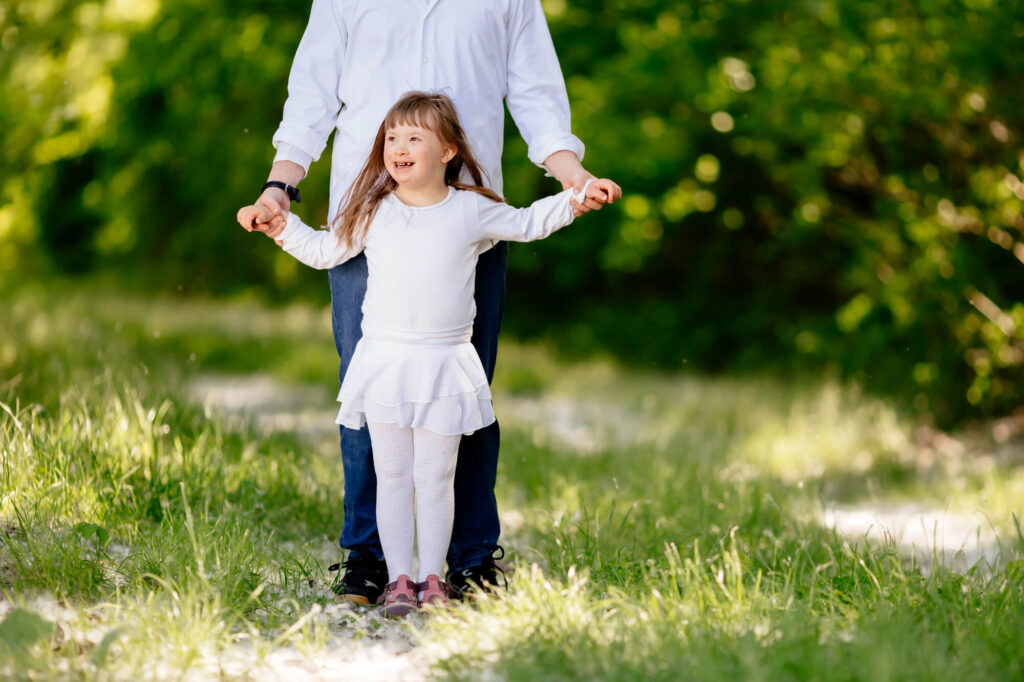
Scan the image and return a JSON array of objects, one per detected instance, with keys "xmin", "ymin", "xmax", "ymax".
[
  {"xmin": 542, "ymin": 151, "xmax": 621, "ymax": 216},
  {"xmin": 237, "ymin": 195, "xmax": 289, "ymax": 244},
  {"xmin": 565, "ymin": 175, "xmax": 622, "ymax": 217}
]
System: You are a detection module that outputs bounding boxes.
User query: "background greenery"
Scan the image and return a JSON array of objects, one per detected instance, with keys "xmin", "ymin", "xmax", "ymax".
[
  {"xmin": 3, "ymin": 0, "xmax": 1024, "ymax": 424},
  {"xmin": 3, "ymin": 3, "xmax": 1024, "ymax": 675}
]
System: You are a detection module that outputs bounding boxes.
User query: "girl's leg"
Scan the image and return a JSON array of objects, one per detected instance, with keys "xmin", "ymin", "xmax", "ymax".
[
  {"xmin": 412, "ymin": 427, "xmax": 461, "ymax": 582},
  {"xmin": 367, "ymin": 421, "xmax": 415, "ymax": 582}
]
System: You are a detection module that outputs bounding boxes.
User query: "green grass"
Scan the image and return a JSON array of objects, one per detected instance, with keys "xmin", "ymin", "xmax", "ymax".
[{"xmin": 1, "ymin": 281, "xmax": 1022, "ymax": 680}]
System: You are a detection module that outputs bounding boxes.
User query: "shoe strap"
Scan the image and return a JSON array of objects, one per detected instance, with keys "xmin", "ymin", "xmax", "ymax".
[
  {"xmin": 376, "ymin": 576, "xmax": 416, "ymax": 604},
  {"xmin": 416, "ymin": 576, "xmax": 453, "ymax": 598},
  {"xmin": 389, "ymin": 576, "xmax": 416, "ymax": 591}
]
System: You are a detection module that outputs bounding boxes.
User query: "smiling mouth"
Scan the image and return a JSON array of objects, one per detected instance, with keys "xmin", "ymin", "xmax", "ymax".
[{"xmin": 394, "ymin": 162, "xmax": 414, "ymax": 168}]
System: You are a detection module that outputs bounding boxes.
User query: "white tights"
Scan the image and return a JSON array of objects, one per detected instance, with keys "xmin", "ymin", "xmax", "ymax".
[{"xmin": 367, "ymin": 421, "xmax": 461, "ymax": 583}]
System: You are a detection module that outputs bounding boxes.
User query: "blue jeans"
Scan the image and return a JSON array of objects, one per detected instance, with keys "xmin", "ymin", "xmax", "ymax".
[{"xmin": 328, "ymin": 241, "xmax": 507, "ymax": 573}]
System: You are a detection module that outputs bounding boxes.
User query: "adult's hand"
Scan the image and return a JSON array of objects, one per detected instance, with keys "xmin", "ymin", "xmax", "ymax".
[
  {"xmin": 256, "ymin": 187, "xmax": 290, "ymax": 219},
  {"xmin": 544, "ymin": 150, "xmax": 622, "ymax": 216},
  {"xmin": 250, "ymin": 160, "xmax": 306, "ymax": 229},
  {"xmin": 564, "ymin": 173, "xmax": 622, "ymax": 217}
]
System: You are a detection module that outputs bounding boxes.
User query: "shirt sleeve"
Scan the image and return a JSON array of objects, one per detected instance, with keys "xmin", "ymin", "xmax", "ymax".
[
  {"xmin": 474, "ymin": 189, "xmax": 577, "ymax": 251},
  {"xmin": 277, "ymin": 212, "xmax": 363, "ymax": 269},
  {"xmin": 504, "ymin": 0, "xmax": 585, "ymax": 170},
  {"xmin": 272, "ymin": 143, "xmax": 316, "ymax": 172},
  {"xmin": 271, "ymin": 0, "xmax": 347, "ymax": 169}
]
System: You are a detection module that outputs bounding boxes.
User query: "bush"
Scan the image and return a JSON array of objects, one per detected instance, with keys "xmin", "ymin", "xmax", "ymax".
[{"xmin": 3, "ymin": 0, "xmax": 1024, "ymax": 423}]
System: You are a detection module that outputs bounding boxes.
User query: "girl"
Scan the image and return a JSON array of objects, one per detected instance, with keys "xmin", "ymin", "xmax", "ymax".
[{"xmin": 238, "ymin": 92, "xmax": 619, "ymax": 617}]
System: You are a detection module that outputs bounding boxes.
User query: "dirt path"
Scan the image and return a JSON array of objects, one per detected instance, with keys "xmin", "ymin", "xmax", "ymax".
[
  {"xmin": 821, "ymin": 503, "xmax": 1002, "ymax": 572},
  {"xmin": 188, "ymin": 372, "xmax": 1008, "ymax": 572}
]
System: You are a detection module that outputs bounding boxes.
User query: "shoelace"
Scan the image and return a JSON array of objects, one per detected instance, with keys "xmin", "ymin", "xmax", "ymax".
[
  {"xmin": 328, "ymin": 558, "xmax": 385, "ymax": 590},
  {"xmin": 457, "ymin": 545, "xmax": 508, "ymax": 590}
]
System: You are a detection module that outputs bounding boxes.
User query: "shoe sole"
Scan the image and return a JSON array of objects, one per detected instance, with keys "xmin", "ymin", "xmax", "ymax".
[
  {"xmin": 419, "ymin": 597, "xmax": 451, "ymax": 609},
  {"xmin": 335, "ymin": 593, "xmax": 372, "ymax": 605},
  {"xmin": 384, "ymin": 602, "xmax": 417, "ymax": 618}
]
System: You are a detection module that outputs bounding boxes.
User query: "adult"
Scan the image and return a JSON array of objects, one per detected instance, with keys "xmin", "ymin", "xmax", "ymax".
[{"xmin": 243, "ymin": 0, "xmax": 618, "ymax": 603}]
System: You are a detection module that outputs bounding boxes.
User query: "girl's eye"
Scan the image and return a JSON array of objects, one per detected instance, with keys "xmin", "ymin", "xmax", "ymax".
[{"xmin": 411, "ymin": 137, "xmax": 420, "ymax": 142}]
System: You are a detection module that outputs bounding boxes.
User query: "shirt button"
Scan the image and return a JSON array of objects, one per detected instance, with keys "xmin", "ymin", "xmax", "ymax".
[{"xmin": 423, "ymin": 57, "xmax": 429, "ymax": 64}]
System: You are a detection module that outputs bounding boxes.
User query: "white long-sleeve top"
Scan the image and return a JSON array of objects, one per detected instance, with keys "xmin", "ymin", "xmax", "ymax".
[
  {"xmin": 272, "ymin": 0, "xmax": 584, "ymax": 222},
  {"xmin": 276, "ymin": 187, "xmax": 578, "ymax": 344}
]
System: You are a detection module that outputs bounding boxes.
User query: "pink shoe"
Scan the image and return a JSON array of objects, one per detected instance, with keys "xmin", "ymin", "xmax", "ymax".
[
  {"xmin": 378, "ymin": 575, "xmax": 417, "ymax": 618},
  {"xmin": 417, "ymin": 574, "xmax": 453, "ymax": 608}
]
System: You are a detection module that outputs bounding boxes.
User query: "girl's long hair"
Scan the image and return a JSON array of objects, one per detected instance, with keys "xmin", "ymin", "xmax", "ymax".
[{"xmin": 332, "ymin": 91, "xmax": 505, "ymax": 245}]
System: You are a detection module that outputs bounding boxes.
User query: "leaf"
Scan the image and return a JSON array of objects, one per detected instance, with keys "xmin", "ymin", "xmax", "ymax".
[
  {"xmin": 90, "ymin": 628, "xmax": 123, "ymax": 668},
  {"xmin": 74, "ymin": 522, "xmax": 98, "ymax": 539},
  {"xmin": 73, "ymin": 522, "xmax": 110, "ymax": 546},
  {"xmin": 0, "ymin": 608, "xmax": 55, "ymax": 650}
]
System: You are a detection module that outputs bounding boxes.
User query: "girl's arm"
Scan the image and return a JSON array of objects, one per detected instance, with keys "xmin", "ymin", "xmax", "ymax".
[
  {"xmin": 476, "ymin": 179, "xmax": 609, "ymax": 245},
  {"xmin": 276, "ymin": 213, "xmax": 364, "ymax": 270}
]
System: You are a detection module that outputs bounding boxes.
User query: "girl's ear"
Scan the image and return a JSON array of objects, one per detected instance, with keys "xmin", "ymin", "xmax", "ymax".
[{"xmin": 442, "ymin": 144, "xmax": 457, "ymax": 164}]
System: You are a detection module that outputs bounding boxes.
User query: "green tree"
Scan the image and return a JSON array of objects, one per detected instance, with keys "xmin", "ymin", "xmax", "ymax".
[{"xmin": 4, "ymin": 0, "xmax": 1024, "ymax": 423}]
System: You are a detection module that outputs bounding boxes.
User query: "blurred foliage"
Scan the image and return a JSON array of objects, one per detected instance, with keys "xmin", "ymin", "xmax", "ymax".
[{"xmin": 2, "ymin": 0, "xmax": 1024, "ymax": 424}]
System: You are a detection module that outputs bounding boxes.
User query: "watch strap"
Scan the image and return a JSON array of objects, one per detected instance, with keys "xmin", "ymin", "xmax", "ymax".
[{"xmin": 262, "ymin": 181, "xmax": 301, "ymax": 203}]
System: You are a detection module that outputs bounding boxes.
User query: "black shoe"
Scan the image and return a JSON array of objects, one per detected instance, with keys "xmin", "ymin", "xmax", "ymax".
[
  {"xmin": 328, "ymin": 555, "xmax": 388, "ymax": 605},
  {"xmin": 447, "ymin": 546, "xmax": 507, "ymax": 600}
]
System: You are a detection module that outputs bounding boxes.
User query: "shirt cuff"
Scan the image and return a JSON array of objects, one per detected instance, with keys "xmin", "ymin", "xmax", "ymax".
[
  {"xmin": 572, "ymin": 178, "xmax": 597, "ymax": 205},
  {"xmin": 272, "ymin": 122, "xmax": 327, "ymax": 168},
  {"xmin": 527, "ymin": 132, "xmax": 586, "ymax": 173},
  {"xmin": 273, "ymin": 143, "xmax": 315, "ymax": 173},
  {"xmin": 276, "ymin": 212, "xmax": 304, "ymax": 248}
]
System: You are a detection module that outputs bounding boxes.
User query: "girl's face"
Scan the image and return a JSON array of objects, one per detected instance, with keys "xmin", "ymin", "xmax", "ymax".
[{"xmin": 383, "ymin": 122, "xmax": 456, "ymax": 190}]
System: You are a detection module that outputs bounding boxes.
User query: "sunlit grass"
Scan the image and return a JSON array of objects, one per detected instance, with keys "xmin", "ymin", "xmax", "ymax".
[
  {"xmin": 494, "ymin": 344, "xmax": 1024, "ymax": 532},
  {"xmin": 1, "ymin": 281, "xmax": 1022, "ymax": 679}
]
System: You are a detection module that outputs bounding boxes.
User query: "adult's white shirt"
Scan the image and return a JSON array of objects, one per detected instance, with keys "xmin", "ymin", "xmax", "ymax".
[{"xmin": 272, "ymin": 0, "xmax": 585, "ymax": 222}]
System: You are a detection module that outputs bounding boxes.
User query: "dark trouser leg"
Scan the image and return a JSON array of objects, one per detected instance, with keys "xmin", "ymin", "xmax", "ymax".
[
  {"xmin": 447, "ymin": 241, "xmax": 507, "ymax": 573},
  {"xmin": 329, "ymin": 254, "xmax": 384, "ymax": 562}
]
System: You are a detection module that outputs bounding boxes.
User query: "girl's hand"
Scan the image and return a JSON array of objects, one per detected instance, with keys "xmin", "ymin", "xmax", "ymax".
[
  {"xmin": 237, "ymin": 197, "xmax": 288, "ymax": 239},
  {"xmin": 571, "ymin": 178, "xmax": 622, "ymax": 216},
  {"xmin": 264, "ymin": 213, "xmax": 288, "ymax": 241},
  {"xmin": 237, "ymin": 205, "xmax": 260, "ymax": 231}
]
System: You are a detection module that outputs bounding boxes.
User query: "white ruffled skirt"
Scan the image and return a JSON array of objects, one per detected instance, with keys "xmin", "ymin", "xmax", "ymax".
[{"xmin": 335, "ymin": 338, "xmax": 495, "ymax": 436}]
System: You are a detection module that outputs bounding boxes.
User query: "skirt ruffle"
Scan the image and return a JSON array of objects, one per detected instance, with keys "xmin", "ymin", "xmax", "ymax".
[{"xmin": 335, "ymin": 338, "xmax": 495, "ymax": 436}]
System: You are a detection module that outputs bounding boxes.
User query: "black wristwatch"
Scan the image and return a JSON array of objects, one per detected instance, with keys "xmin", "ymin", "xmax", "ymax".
[{"xmin": 262, "ymin": 181, "xmax": 301, "ymax": 204}]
